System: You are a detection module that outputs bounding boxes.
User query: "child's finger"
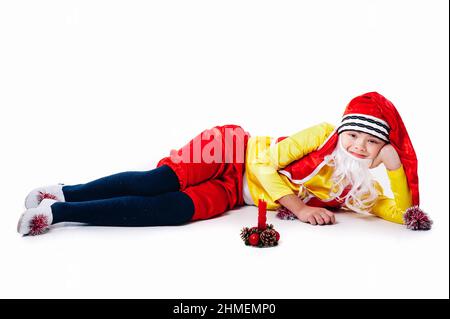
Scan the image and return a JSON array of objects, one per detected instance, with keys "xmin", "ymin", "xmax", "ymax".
[
  {"xmin": 315, "ymin": 214, "xmax": 325, "ymax": 225},
  {"xmin": 323, "ymin": 210, "xmax": 336, "ymax": 224},
  {"xmin": 320, "ymin": 212, "xmax": 331, "ymax": 224},
  {"xmin": 370, "ymin": 154, "xmax": 383, "ymax": 169},
  {"xmin": 308, "ymin": 216, "xmax": 317, "ymax": 225}
]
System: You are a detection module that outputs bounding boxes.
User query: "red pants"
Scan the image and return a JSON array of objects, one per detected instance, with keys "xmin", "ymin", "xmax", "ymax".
[{"xmin": 157, "ymin": 124, "xmax": 251, "ymax": 221}]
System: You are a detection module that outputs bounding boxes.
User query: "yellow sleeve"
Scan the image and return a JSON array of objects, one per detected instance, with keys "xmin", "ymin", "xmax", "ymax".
[
  {"xmin": 250, "ymin": 162, "xmax": 296, "ymax": 204},
  {"xmin": 269, "ymin": 122, "xmax": 336, "ymax": 169},
  {"xmin": 248, "ymin": 123, "xmax": 335, "ymax": 206},
  {"xmin": 247, "ymin": 136, "xmax": 295, "ymax": 206},
  {"xmin": 371, "ymin": 165, "xmax": 413, "ymax": 224}
]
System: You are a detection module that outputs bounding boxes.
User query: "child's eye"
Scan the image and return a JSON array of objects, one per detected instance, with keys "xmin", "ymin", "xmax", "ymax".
[
  {"xmin": 349, "ymin": 133, "xmax": 356, "ymax": 138},
  {"xmin": 369, "ymin": 140, "xmax": 378, "ymax": 144}
]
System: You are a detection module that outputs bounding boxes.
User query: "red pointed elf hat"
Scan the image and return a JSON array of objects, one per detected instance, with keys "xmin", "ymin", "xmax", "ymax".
[{"xmin": 337, "ymin": 92, "xmax": 419, "ymax": 206}]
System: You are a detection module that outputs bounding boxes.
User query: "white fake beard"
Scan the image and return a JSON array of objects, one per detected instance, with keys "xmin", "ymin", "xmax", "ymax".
[{"xmin": 324, "ymin": 139, "xmax": 379, "ymax": 213}]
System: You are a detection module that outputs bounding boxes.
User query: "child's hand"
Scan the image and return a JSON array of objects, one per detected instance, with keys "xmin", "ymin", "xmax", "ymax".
[
  {"xmin": 370, "ymin": 144, "xmax": 402, "ymax": 171},
  {"xmin": 296, "ymin": 206, "xmax": 336, "ymax": 225}
]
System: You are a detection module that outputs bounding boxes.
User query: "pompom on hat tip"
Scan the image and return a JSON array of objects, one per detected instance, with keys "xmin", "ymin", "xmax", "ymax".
[{"xmin": 404, "ymin": 206, "xmax": 433, "ymax": 230}]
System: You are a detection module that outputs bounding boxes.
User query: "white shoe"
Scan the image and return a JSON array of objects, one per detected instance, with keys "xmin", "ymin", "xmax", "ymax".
[
  {"xmin": 17, "ymin": 198, "xmax": 56, "ymax": 236},
  {"xmin": 24, "ymin": 183, "xmax": 65, "ymax": 209}
]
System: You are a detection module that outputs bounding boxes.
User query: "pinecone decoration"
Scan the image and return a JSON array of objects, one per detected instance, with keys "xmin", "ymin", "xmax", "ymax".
[
  {"xmin": 240, "ymin": 223, "xmax": 280, "ymax": 247},
  {"xmin": 240, "ymin": 227, "xmax": 250, "ymax": 241},
  {"xmin": 260, "ymin": 229, "xmax": 278, "ymax": 247}
]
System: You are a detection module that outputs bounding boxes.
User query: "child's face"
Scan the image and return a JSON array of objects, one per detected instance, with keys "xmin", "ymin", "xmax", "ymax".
[{"xmin": 339, "ymin": 130, "xmax": 386, "ymax": 159}]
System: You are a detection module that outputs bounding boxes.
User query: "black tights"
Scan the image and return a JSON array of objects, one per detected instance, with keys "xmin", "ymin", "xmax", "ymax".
[{"xmin": 51, "ymin": 165, "xmax": 195, "ymax": 226}]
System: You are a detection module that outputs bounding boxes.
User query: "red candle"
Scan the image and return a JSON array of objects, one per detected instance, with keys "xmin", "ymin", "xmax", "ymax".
[{"xmin": 258, "ymin": 198, "xmax": 267, "ymax": 230}]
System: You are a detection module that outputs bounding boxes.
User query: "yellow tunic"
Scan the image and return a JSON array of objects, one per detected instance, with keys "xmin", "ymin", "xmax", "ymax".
[{"xmin": 244, "ymin": 122, "xmax": 413, "ymax": 224}]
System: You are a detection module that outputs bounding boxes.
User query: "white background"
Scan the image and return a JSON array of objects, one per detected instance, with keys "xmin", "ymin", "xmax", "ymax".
[{"xmin": 0, "ymin": 0, "xmax": 448, "ymax": 298}]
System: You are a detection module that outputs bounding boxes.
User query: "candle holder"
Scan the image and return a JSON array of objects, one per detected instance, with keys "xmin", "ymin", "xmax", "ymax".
[{"xmin": 240, "ymin": 198, "xmax": 280, "ymax": 247}]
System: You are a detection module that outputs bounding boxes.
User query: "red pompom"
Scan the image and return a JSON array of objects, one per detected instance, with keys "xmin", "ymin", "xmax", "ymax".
[
  {"xmin": 29, "ymin": 214, "xmax": 50, "ymax": 236},
  {"xmin": 403, "ymin": 206, "xmax": 432, "ymax": 230},
  {"xmin": 248, "ymin": 233, "xmax": 260, "ymax": 246},
  {"xmin": 38, "ymin": 191, "xmax": 57, "ymax": 202},
  {"xmin": 276, "ymin": 206, "xmax": 297, "ymax": 220}
]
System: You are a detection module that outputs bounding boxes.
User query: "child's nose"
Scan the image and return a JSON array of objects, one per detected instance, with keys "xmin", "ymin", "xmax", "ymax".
[{"xmin": 354, "ymin": 140, "xmax": 366, "ymax": 150}]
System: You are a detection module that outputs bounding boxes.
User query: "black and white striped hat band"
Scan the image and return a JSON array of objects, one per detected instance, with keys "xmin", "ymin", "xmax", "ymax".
[{"xmin": 337, "ymin": 114, "xmax": 390, "ymax": 142}]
